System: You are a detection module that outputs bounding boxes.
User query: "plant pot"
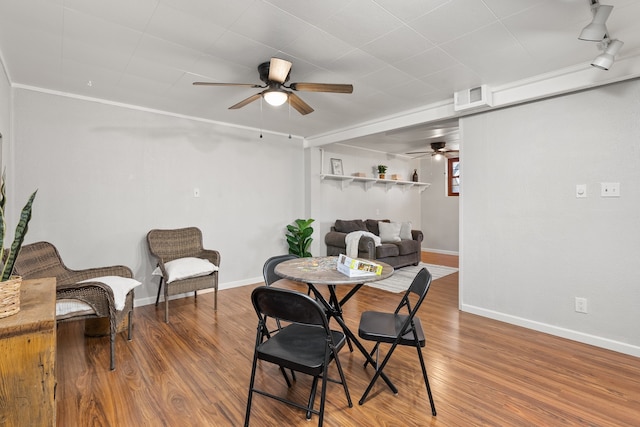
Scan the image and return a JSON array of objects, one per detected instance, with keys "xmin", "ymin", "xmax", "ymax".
[
  {"xmin": 0, "ymin": 276, "xmax": 22, "ymax": 318},
  {"xmin": 379, "ymin": 174, "xmax": 385, "ymax": 179}
]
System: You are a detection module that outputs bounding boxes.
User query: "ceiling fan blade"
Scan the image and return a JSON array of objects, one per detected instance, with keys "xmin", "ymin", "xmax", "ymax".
[
  {"xmin": 288, "ymin": 92, "xmax": 314, "ymax": 115},
  {"xmin": 290, "ymin": 82, "xmax": 353, "ymax": 93},
  {"xmin": 229, "ymin": 93, "xmax": 263, "ymax": 110},
  {"xmin": 269, "ymin": 58, "xmax": 292, "ymax": 84},
  {"xmin": 193, "ymin": 82, "xmax": 262, "ymax": 88},
  {"xmin": 406, "ymin": 151, "xmax": 432, "ymax": 155}
]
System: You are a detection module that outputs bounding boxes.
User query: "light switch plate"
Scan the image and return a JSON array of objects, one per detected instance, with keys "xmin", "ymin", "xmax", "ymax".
[
  {"xmin": 601, "ymin": 182, "xmax": 620, "ymax": 197},
  {"xmin": 576, "ymin": 184, "xmax": 587, "ymax": 198}
]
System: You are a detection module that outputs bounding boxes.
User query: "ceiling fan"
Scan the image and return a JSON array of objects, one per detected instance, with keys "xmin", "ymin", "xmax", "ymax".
[
  {"xmin": 406, "ymin": 142, "xmax": 459, "ymax": 159},
  {"xmin": 193, "ymin": 57, "xmax": 353, "ymax": 115}
]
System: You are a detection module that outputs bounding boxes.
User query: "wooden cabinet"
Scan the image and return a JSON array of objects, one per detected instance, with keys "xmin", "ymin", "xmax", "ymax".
[{"xmin": 0, "ymin": 278, "xmax": 56, "ymax": 426}]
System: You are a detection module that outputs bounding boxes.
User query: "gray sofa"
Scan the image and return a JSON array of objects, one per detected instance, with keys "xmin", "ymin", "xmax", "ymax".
[{"xmin": 324, "ymin": 219, "xmax": 423, "ymax": 268}]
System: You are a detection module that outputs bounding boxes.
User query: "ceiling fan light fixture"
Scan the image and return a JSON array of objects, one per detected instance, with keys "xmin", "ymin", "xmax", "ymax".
[
  {"xmin": 263, "ymin": 89, "xmax": 288, "ymax": 106},
  {"xmin": 578, "ymin": 3, "xmax": 613, "ymax": 41}
]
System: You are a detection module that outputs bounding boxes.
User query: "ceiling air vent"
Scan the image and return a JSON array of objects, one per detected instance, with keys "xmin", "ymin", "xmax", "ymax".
[{"xmin": 453, "ymin": 85, "xmax": 492, "ymax": 111}]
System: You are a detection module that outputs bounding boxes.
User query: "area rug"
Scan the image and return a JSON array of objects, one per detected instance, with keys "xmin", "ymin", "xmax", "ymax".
[{"xmin": 366, "ymin": 263, "xmax": 458, "ymax": 293}]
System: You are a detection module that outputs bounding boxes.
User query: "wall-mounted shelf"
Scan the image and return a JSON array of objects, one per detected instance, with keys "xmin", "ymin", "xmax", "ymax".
[{"xmin": 320, "ymin": 174, "xmax": 431, "ymax": 192}]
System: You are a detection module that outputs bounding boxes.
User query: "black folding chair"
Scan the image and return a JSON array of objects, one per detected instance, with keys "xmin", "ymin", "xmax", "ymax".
[
  {"xmin": 262, "ymin": 254, "xmax": 299, "ymax": 385},
  {"xmin": 357, "ymin": 267, "xmax": 437, "ymax": 416},
  {"xmin": 245, "ymin": 286, "xmax": 352, "ymax": 427},
  {"xmin": 262, "ymin": 254, "xmax": 299, "ymax": 287}
]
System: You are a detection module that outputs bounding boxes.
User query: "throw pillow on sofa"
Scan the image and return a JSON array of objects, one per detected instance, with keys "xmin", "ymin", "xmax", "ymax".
[
  {"xmin": 378, "ymin": 221, "xmax": 402, "ymax": 243},
  {"xmin": 400, "ymin": 221, "xmax": 412, "ymax": 240},
  {"xmin": 335, "ymin": 219, "xmax": 368, "ymax": 233},
  {"xmin": 365, "ymin": 219, "xmax": 390, "ymax": 236}
]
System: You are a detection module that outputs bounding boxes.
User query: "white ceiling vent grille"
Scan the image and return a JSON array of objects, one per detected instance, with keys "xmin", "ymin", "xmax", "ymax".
[{"xmin": 454, "ymin": 85, "xmax": 493, "ymax": 111}]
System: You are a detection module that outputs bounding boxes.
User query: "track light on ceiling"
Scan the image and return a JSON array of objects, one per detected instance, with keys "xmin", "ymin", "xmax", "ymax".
[
  {"xmin": 578, "ymin": 1, "xmax": 623, "ymax": 71},
  {"xmin": 591, "ymin": 38, "xmax": 624, "ymax": 70},
  {"xmin": 263, "ymin": 89, "xmax": 288, "ymax": 106},
  {"xmin": 578, "ymin": 3, "xmax": 613, "ymax": 41}
]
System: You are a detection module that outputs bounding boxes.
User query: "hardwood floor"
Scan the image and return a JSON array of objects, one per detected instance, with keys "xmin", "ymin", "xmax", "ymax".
[{"xmin": 55, "ymin": 253, "xmax": 639, "ymax": 426}]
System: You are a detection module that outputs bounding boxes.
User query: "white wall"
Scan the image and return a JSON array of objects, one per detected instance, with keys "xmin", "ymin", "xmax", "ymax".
[
  {"xmin": 9, "ymin": 89, "xmax": 306, "ymax": 305},
  {"xmin": 0, "ymin": 60, "xmax": 9, "ymax": 170},
  {"xmin": 420, "ymin": 157, "xmax": 459, "ymax": 253},
  {"xmin": 461, "ymin": 78, "xmax": 640, "ymax": 356},
  {"xmin": 307, "ymin": 144, "xmax": 423, "ymax": 255}
]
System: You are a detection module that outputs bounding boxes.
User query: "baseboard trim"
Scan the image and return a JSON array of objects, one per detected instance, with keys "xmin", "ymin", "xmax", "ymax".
[
  {"xmin": 422, "ymin": 247, "xmax": 459, "ymax": 256},
  {"xmin": 134, "ymin": 276, "xmax": 262, "ymax": 307},
  {"xmin": 461, "ymin": 303, "xmax": 640, "ymax": 358}
]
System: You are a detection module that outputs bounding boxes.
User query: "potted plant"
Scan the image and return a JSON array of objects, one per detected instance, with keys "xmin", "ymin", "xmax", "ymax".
[
  {"xmin": 0, "ymin": 170, "xmax": 37, "ymax": 318},
  {"xmin": 286, "ymin": 218, "xmax": 314, "ymax": 258},
  {"xmin": 377, "ymin": 165, "xmax": 388, "ymax": 179}
]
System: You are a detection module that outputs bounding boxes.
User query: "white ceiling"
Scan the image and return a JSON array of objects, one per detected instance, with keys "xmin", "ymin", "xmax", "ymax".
[{"xmin": 1, "ymin": 0, "xmax": 639, "ymax": 155}]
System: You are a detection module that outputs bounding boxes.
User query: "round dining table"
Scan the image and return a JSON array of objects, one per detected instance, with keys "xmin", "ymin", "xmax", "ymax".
[{"xmin": 275, "ymin": 256, "xmax": 398, "ymax": 393}]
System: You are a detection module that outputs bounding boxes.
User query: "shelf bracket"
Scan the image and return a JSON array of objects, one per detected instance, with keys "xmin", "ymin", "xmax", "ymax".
[{"xmin": 341, "ymin": 178, "xmax": 354, "ymax": 190}]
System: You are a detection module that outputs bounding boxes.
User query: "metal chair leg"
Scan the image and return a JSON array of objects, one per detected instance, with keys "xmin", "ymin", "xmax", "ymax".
[
  {"xmin": 155, "ymin": 277, "xmax": 164, "ymax": 306},
  {"xmin": 416, "ymin": 344, "xmax": 437, "ymax": 416},
  {"xmin": 127, "ymin": 310, "xmax": 133, "ymax": 341},
  {"xmin": 110, "ymin": 327, "xmax": 116, "ymax": 371}
]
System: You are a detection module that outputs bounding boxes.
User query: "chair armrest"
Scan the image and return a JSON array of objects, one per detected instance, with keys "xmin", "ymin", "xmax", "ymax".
[
  {"xmin": 325, "ymin": 231, "xmax": 377, "ymax": 259},
  {"xmin": 358, "ymin": 236, "xmax": 376, "ymax": 259},
  {"xmin": 325, "ymin": 231, "xmax": 348, "ymax": 248},
  {"xmin": 411, "ymin": 230, "xmax": 424, "ymax": 244},
  {"xmin": 56, "ymin": 281, "xmax": 115, "ymax": 317},
  {"xmin": 59, "ymin": 265, "xmax": 133, "ymax": 285},
  {"xmin": 198, "ymin": 249, "xmax": 221, "ymax": 267}
]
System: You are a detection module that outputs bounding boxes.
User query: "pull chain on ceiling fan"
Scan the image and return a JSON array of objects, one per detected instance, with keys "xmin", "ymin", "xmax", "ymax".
[{"xmin": 193, "ymin": 57, "xmax": 353, "ymax": 115}]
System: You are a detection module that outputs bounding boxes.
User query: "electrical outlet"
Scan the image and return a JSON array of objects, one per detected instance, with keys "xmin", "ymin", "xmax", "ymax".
[
  {"xmin": 600, "ymin": 182, "xmax": 620, "ymax": 197},
  {"xmin": 575, "ymin": 297, "xmax": 588, "ymax": 313}
]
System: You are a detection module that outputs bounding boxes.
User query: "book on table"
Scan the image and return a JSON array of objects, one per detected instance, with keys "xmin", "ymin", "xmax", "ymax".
[{"xmin": 337, "ymin": 254, "xmax": 382, "ymax": 277}]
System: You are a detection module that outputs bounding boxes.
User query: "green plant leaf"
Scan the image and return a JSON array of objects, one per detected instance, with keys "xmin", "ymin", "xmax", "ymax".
[
  {"xmin": 1, "ymin": 189, "xmax": 37, "ymax": 281},
  {"xmin": 285, "ymin": 218, "xmax": 314, "ymax": 257}
]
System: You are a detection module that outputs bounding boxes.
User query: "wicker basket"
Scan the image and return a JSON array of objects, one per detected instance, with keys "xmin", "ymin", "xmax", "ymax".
[{"xmin": 0, "ymin": 276, "xmax": 22, "ymax": 318}]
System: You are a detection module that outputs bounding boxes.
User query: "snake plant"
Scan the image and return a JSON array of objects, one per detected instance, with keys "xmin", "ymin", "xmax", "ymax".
[
  {"xmin": 0, "ymin": 171, "xmax": 37, "ymax": 281},
  {"xmin": 286, "ymin": 218, "xmax": 314, "ymax": 258}
]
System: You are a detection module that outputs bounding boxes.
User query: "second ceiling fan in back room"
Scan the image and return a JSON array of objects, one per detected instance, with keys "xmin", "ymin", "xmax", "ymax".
[
  {"xmin": 406, "ymin": 142, "xmax": 459, "ymax": 159},
  {"xmin": 193, "ymin": 57, "xmax": 353, "ymax": 115}
]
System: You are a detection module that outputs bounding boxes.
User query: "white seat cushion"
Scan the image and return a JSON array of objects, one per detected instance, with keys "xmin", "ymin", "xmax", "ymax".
[
  {"xmin": 152, "ymin": 257, "xmax": 218, "ymax": 283},
  {"xmin": 56, "ymin": 299, "xmax": 95, "ymax": 319}
]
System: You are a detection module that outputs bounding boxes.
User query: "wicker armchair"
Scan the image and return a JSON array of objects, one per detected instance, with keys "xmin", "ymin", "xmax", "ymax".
[
  {"xmin": 12, "ymin": 241, "xmax": 135, "ymax": 370},
  {"xmin": 146, "ymin": 227, "xmax": 220, "ymax": 323}
]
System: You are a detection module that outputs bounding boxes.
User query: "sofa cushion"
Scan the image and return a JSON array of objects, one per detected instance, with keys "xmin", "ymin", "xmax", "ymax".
[
  {"xmin": 396, "ymin": 239, "xmax": 420, "ymax": 255},
  {"xmin": 378, "ymin": 221, "xmax": 402, "ymax": 243},
  {"xmin": 376, "ymin": 243, "xmax": 399, "ymax": 258},
  {"xmin": 334, "ymin": 219, "xmax": 367, "ymax": 233},
  {"xmin": 365, "ymin": 219, "xmax": 390, "ymax": 236}
]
